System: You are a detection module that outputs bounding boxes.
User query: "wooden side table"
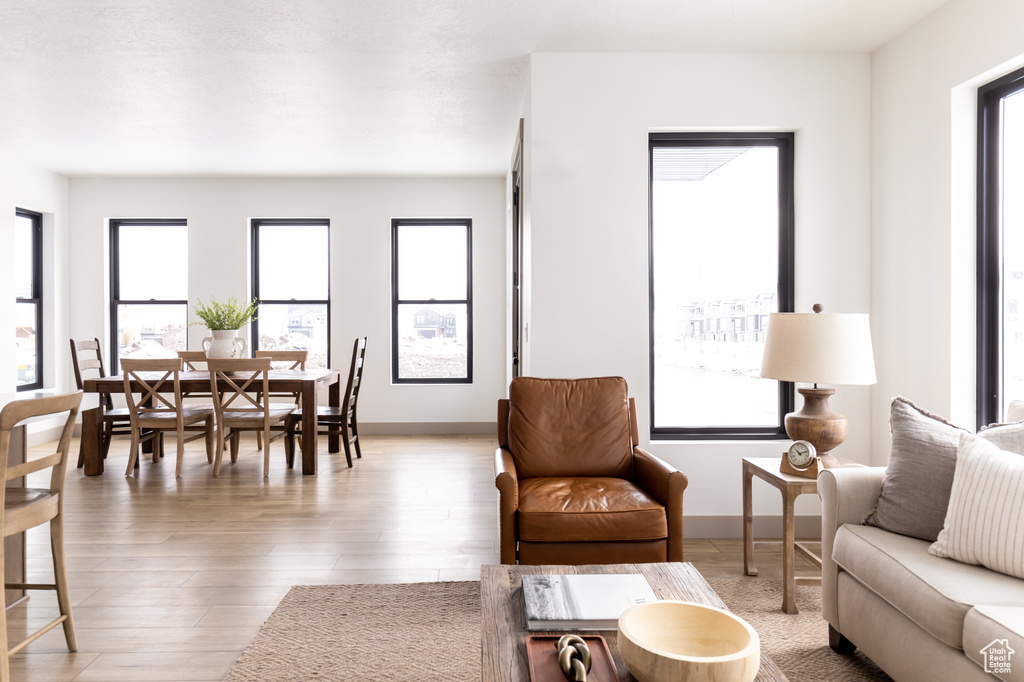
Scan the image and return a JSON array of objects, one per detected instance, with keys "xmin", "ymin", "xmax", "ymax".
[{"xmin": 742, "ymin": 457, "xmax": 823, "ymax": 614}]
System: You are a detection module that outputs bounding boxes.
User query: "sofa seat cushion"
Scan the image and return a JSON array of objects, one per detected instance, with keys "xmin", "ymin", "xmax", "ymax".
[
  {"xmin": 833, "ymin": 524, "xmax": 1024, "ymax": 648},
  {"xmin": 517, "ymin": 477, "xmax": 667, "ymax": 543},
  {"xmin": 964, "ymin": 606, "xmax": 1024, "ymax": 682}
]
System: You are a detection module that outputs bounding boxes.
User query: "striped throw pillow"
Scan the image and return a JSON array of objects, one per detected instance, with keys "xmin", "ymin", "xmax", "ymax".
[{"xmin": 929, "ymin": 433, "xmax": 1024, "ymax": 579}]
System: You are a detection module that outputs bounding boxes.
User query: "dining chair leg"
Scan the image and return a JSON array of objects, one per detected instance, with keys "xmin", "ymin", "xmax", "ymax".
[
  {"xmin": 50, "ymin": 512, "xmax": 78, "ymax": 651},
  {"xmin": 263, "ymin": 426, "xmax": 271, "ymax": 477},
  {"xmin": 351, "ymin": 416, "xmax": 362, "ymax": 459},
  {"xmin": 230, "ymin": 432, "xmax": 240, "ymax": 463},
  {"xmin": 125, "ymin": 430, "xmax": 141, "ymax": 477},
  {"xmin": 340, "ymin": 421, "xmax": 353, "ymax": 468},
  {"xmin": 175, "ymin": 424, "xmax": 185, "ymax": 478},
  {"xmin": 213, "ymin": 428, "xmax": 225, "ymax": 476},
  {"xmin": 204, "ymin": 417, "xmax": 215, "ymax": 464},
  {"xmin": 76, "ymin": 439, "xmax": 86, "ymax": 469},
  {"xmin": 284, "ymin": 417, "xmax": 296, "ymax": 469},
  {"xmin": 256, "ymin": 430, "xmax": 263, "ymax": 451},
  {"xmin": 100, "ymin": 426, "xmax": 113, "ymax": 461}
]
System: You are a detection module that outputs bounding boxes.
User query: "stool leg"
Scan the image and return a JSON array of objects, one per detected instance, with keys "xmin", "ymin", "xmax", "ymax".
[
  {"xmin": 0, "ymin": 538, "xmax": 8, "ymax": 682},
  {"xmin": 51, "ymin": 513, "xmax": 77, "ymax": 651}
]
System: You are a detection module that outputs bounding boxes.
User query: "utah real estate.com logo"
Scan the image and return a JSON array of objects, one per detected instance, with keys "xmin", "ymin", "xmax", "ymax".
[{"xmin": 980, "ymin": 638, "xmax": 1015, "ymax": 675}]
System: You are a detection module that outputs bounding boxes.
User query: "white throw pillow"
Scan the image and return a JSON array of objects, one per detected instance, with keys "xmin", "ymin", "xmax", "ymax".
[
  {"xmin": 1007, "ymin": 399, "xmax": 1024, "ymax": 423},
  {"xmin": 929, "ymin": 433, "xmax": 1024, "ymax": 579}
]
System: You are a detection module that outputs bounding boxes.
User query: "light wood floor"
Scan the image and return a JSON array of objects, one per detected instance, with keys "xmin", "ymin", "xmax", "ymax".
[{"xmin": 10, "ymin": 433, "xmax": 819, "ymax": 681}]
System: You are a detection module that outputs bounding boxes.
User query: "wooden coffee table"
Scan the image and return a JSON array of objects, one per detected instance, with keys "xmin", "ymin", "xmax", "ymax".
[{"xmin": 481, "ymin": 562, "xmax": 788, "ymax": 681}]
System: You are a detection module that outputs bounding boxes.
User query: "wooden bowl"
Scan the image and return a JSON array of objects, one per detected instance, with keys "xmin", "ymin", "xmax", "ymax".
[{"xmin": 618, "ymin": 600, "xmax": 760, "ymax": 682}]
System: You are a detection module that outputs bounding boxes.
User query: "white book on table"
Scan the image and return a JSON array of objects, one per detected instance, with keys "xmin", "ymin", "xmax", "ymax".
[{"xmin": 521, "ymin": 573, "xmax": 657, "ymax": 631}]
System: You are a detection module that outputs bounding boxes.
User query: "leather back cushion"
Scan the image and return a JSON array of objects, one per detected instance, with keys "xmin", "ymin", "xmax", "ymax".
[{"xmin": 508, "ymin": 376, "xmax": 633, "ymax": 478}]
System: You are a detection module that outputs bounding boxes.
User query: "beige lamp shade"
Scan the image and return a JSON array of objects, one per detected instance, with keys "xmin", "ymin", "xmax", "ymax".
[{"xmin": 760, "ymin": 312, "xmax": 876, "ymax": 386}]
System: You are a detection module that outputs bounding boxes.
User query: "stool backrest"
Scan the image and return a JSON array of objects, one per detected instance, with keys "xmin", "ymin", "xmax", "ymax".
[{"xmin": 0, "ymin": 392, "xmax": 82, "ymax": 494}]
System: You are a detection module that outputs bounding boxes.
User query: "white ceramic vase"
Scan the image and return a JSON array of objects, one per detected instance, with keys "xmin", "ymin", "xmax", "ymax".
[{"xmin": 202, "ymin": 329, "xmax": 247, "ymax": 359}]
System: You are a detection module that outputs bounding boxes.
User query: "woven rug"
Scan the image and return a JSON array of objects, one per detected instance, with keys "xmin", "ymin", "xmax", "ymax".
[
  {"xmin": 708, "ymin": 579, "xmax": 891, "ymax": 681},
  {"xmin": 225, "ymin": 578, "xmax": 891, "ymax": 681}
]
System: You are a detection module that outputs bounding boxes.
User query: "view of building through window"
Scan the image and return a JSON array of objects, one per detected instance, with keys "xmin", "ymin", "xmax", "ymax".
[
  {"xmin": 392, "ymin": 219, "xmax": 472, "ymax": 383},
  {"xmin": 650, "ymin": 138, "xmax": 791, "ymax": 434},
  {"xmin": 111, "ymin": 220, "xmax": 188, "ymax": 370},
  {"xmin": 252, "ymin": 220, "xmax": 330, "ymax": 369},
  {"xmin": 1000, "ymin": 88, "xmax": 1024, "ymax": 413}
]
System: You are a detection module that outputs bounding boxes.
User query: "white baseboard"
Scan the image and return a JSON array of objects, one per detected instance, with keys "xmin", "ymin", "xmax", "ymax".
[
  {"xmin": 359, "ymin": 422, "xmax": 497, "ymax": 435},
  {"xmin": 71, "ymin": 422, "xmax": 499, "ymax": 437},
  {"xmin": 685, "ymin": 515, "xmax": 822, "ymax": 539}
]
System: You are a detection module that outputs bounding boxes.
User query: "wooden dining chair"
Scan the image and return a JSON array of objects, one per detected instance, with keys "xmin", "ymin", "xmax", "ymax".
[
  {"xmin": 121, "ymin": 358, "xmax": 216, "ymax": 477},
  {"xmin": 207, "ymin": 358, "xmax": 297, "ymax": 477},
  {"xmin": 177, "ymin": 350, "xmax": 233, "ymax": 452},
  {"xmin": 177, "ymin": 351, "xmax": 209, "ymax": 371},
  {"xmin": 70, "ymin": 338, "xmax": 132, "ymax": 468},
  {"xmin": 252, "ymin": 350, "xmax": 308, "ymax": 450},
  {"xmin": 0, "ymin": 392, "xmax": 82, "ymax": 681},
  {"xmin": 253, "ymin": 350, "xmax": 307, "ymax": 371},
  {"xmin": 286, "ymin": 337, "xmax": 366, "ymax": 467}
]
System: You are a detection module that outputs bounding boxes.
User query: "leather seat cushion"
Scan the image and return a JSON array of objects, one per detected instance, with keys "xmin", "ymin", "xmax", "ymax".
[{"xmin": 517, "ymin": 477, "xmax": 667, "ymax": 542}]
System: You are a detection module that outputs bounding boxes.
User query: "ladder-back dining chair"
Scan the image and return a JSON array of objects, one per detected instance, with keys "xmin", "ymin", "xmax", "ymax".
[
  {"xmin": 0, "ymin": 392, "xmax": 82, "ymax": 681},
  {"xmin": 286, "ymin": 337, "xmax": 366, "ymax": 467},
  {"xmin": 121, "ymin": 358, "xmax": 216, "ymax": 477},
  {"xmin": 69, "ymin": 338, "xmax": 132, "ymax": 468},
  {"xmin": 207, "ymin": 358, "xmax": 296, "ymax": 477}
]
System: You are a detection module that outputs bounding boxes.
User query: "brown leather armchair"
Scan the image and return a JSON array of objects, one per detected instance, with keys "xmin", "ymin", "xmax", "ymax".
[{"xmin": 494, "ymin": 376, "xmax": 688, "ymax": 565}]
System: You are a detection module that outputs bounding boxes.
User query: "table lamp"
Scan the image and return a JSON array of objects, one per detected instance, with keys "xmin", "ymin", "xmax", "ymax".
[{"xmin": 760, "ymin": 304, "xmax": 876, "ymax": 468}]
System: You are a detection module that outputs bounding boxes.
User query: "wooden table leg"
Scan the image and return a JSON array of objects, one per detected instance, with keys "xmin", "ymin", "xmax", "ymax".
[
  {"xmin": 782, "ymin": 489, "xmax": 797, "ymax": 614},
  {"xmin": 301, "ymin": 381, "xmax": 318, "ymax": 475},
  {"xmin": 328, "ymin": 379, "xmax": 340, "ymax": 454},
  {"xmin": 742, "ymin": 463, "xmax": 758, "ymax": 576},
  {"xmin": 82, "ymin": 407, "xmax": 103, "ymax": 476}
]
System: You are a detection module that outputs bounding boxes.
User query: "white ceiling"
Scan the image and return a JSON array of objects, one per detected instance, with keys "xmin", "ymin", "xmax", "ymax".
[{"xmin": 0, "ymin": 0, "xmax": 951, "ymax": 178}]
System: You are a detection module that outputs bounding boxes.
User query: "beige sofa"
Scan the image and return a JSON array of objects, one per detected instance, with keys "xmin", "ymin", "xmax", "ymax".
[{"xmin": 820, "ymin": 467, "xmax": 1024, "ymax": 682}]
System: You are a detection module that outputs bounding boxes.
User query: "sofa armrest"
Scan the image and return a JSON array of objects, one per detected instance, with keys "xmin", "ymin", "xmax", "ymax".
[
  {"xmin": 634, "ymin": 447, "xmax": 688, "ymax": 562},
  {"xmin": 818, "ymin": 466, "xmax": 886, "ymax": 628},
  {"xmin": 494, "ymin": 447, "xmax": 519, "ymax": 564}
]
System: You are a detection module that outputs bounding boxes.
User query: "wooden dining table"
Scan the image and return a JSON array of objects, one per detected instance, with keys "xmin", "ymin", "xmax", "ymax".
[{"xmin": 81, "ymin": 368, "xmax": 341, "ymax": 475}]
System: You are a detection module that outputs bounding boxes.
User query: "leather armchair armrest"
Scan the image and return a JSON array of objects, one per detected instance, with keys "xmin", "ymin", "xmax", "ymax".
[
  {"xmin": 818, "ymin": 466, "xmax": 885, "ymax": 629},
  {"xmin": 494, "ymin": 447, "xmax": 519, "ymax": 564},
  {"xmin": 633, "ymin": 447, "xmax": 688, "ymax": 562}
]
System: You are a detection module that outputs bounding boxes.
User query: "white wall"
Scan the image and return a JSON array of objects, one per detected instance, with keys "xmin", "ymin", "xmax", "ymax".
[
  {"xmin": 523, "ymin": 53, "xmax": 872, "ymax": 529},
  {"xmin": 870, "ymin": 0, "xmax": 1024, "ymax": 460},
  {"xmin": 68, "ymin": 177, "xmax": 506, "ymax": 428},
  {"xmin": 0, "ymin": 152, "xmax": 71, "ymax": 396}
]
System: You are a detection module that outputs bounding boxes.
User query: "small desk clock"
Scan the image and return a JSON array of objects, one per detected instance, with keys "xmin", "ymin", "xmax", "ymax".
[{"xmin": 779, "ymin": 439, "xmax": 826, "ymax": 478}]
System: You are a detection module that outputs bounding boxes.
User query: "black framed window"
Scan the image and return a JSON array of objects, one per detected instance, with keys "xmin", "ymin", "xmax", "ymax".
[
  {"xmin": 15, "ymin": 209, "xmax": 43, "ymax": 391},
  {"xmin": 649, "ymin": 132, "xmax": 795, "ymax": 439},
  {"xmin": 251, "ymin": 219, "xmax": 330, "ymax": 369},
  {"xmin": 978, "ymin": 66, "xmax": 1024, "ymax": 427},
  {"xmin": 391, "ymin": 218, "xmax": 473, "ymax": 384},
  {"xmin": 110, "ymin": 219, "xmax": 188, "ymax": 372}
]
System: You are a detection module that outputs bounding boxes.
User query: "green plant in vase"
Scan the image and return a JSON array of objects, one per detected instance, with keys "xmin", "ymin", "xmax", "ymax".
[{"xmin": 192, "ymin": 296, "xmax": 258, "ymax": 358}]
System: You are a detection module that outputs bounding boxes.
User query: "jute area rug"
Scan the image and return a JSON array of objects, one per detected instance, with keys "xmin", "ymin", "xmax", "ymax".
[{"xmin": 224, "ymin": 579, "xmax": 891, "ymax": 681}]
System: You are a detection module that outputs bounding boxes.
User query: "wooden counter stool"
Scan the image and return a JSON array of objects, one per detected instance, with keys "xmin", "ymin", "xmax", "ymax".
[{"xmin": 0, "ymin": 392, "xmax": 82, "ymax": 681}]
